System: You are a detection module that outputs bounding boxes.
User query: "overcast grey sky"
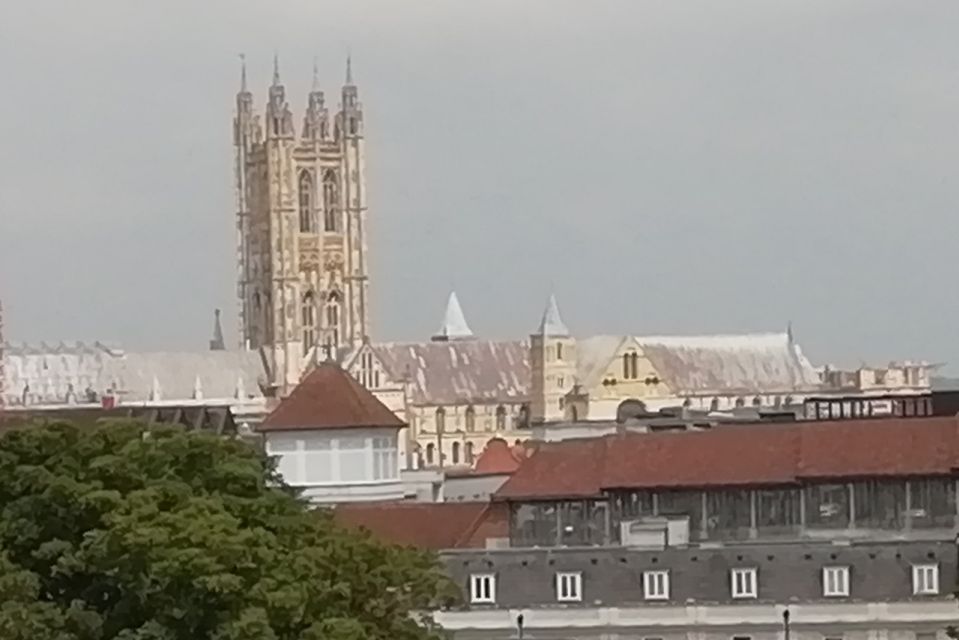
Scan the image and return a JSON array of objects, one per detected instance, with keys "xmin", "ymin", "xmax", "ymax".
[{"xmin": 1, "ymin": 0, "xmax": 957, "ymax": 371}]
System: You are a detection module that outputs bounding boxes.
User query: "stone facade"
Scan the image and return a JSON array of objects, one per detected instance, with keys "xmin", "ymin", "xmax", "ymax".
[{"xmin": 235, "ymin": 56, "xmax": 369, "ymax": 392}]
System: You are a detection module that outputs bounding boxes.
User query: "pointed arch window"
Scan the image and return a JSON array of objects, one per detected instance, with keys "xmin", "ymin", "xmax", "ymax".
[
  {"xmin": 622, "ymin": 352, "xmax": 640, "ymax": 380},
  {"xmin": 325, "ymin": 290, "xmax": 341, "ymax": 347},
  {"xmin": 322, "ymin": 169, "xmax": 340, "ymax": 232},
  {"xmin": 298, "ymin": 170, "xmax": 315, "ymax": 232},
  {"xmin": 495, "ymin": 405, "xmax": 507, "ymax": 431},
  {"xmin": 465, "ymin": 405, "xmax": 476, "ymax": 432},
  {"xmin": 301, "ymin": 291, "xmax": 316, "ymax": 355}
]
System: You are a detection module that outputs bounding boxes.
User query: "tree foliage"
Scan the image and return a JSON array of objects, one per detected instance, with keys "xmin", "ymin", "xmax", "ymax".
[{"xmin": 0, "ymin": 420, "xmax": 455, "ymax": 639}]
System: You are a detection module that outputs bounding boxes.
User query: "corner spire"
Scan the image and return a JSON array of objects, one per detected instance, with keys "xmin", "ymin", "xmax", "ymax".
[
  {"xmin": 209, "ymin": 308, "xmax": 225, "ymax": 351},
  {"xmin": 272, "ymin": 51, "xmax": 281, "ymax": 86},
  {"xmin": 432, "ymin": 291, "xmax": 474, "ymax": 342},
  {"xmin": 345, "ymin": 53, "xmax": 353, "ymax": 85},
  {"xmin": 312, "ymin": 57, "xmax": 321, "ymax": 91},
  {"xmin": 239, "ymin": 53, "xmax": 248, "ymax": 92},
  {"xmin": 537, "ymin": 293, "xmax": 569, "ymax": 337}
]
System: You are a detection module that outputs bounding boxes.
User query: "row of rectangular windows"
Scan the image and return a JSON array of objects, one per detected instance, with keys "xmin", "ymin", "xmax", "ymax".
[{"xmin": 468, "ymin": 564, "xmax": 941, "ymax": 604}]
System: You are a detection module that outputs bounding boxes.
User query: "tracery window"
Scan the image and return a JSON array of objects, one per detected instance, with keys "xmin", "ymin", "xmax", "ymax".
[
  {"xmin": 301, "ymin": 291, "xmax": 316, "ymax": 355},
  {"xmin": 298, "ymin": 170, "xmax": 315, "ymax": 232},
  {"xmin": 322, "ymin": 169, "xmax": 340, "ymax": 232}
]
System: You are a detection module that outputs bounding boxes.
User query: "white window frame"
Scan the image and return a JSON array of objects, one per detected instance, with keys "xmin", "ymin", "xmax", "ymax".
[
  {"xmin": 822, "ymin": 566, "xmax": 850, "ymax": 597},
  {"xmin": 643, "ymin": 570, "xmax": 670, "ymax": 601},
  {"xmin": 912, "ymin": 564, "xmax": 939, "ymax": 595},
  {"xmin": 730, "ymin": 567, "xmax": 758, "ymax": 599},
  {"xmin": 469, "ymin": 573, "xmax": 496, "ymax": 604},
  {"xmin": 556, "ymin": 571, "xmax": 582, "ymax": 602}
]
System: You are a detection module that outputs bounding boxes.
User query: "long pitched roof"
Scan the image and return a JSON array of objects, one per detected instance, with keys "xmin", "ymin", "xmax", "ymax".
[
  {"xmin": 367, "ymin": 340, "xmax": 530, "ymax": 405},
  {"xmin": 577, "ymin": 332, "xmax": 821, "ymax": 394},
  {"xmin": 495, "ymin": 416, "xmax": 959, "ymax": 499},
  {"xmin": 258, "ymin": 363, "xmax": 404, "ymax": 432}
]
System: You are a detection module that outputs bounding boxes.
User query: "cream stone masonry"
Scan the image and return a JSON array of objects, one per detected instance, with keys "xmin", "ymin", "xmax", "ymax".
[{"xmin": 235, "ymin": 56, "xmax": 370, "ymax": 392}]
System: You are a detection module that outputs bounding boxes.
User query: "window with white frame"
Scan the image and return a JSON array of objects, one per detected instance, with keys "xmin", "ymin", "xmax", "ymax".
[
  {"xmin": 470, "ymin": 574, "xmax": 496, "ymax": 604},
  {"xmin": 822, "ymin": 566, "xmax": 850, "ymax": 597},
  {"xmin": 730, "ymin": 567, "xmax": 758, "ymax": 599},
  {"xmin": 643, "ymin": 570, "xmax": 670, "ymax": 600},
  {"xmin": 556, "ymin": 572, "xmax": 582, "ymax": 602},
  {"xmin": 912, "ymin": 564, "xmax": 939, "ymax": 595}
]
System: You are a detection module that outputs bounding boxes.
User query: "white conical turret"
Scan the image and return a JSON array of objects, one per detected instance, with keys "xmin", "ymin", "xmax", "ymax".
[
  {"xmin": 432, "ymin": 292, "xmax": 474, "ymax": 342},
  {"xmin": 537, "ymin": 293, "xmax": 569, "ymax": 337}
]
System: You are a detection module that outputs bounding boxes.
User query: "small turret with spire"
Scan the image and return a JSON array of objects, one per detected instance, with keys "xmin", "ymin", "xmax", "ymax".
[
  {"xmin": 266, "ymin": 53, "xmax": 294, "ymax": 139},
  {"xmin": 209, "ymin": 309, "xmax": 225, "ymax": 351},
  {"xmin": 337, "ymin": 54, "xmax": 363, "ymax": 140},
  {"xmin": 529, "ymin": 293, "xmax": 578, "ymax": 423},
  {"xmin": 303, "ymin": 57, "xmax": 329, "ymax": 140}
]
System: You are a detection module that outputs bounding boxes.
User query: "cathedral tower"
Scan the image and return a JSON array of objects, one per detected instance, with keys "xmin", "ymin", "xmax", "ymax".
[
  {"xmin": 530, "ymin": 294, "xmax": 577, "ymax": 423},
  {"xmin": 234, "ymin": 56, "xmax": 371, "ymax": 392}
]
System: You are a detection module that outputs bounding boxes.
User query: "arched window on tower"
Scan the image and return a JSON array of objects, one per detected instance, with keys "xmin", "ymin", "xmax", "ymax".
[
  {"xmin": 322, "ymin": 169, "xmax": 340, "ymax": 232},
  {"xmin": 298, "ymin": 170, "xmax": 315, "ymax": 232},
  {"xmin": 325, "ymin": 291, "xmax": 341, "ymax": 347},
  {"xmin": 425, "ymin": 443, "xmax": 435, "ymax": 466},
  {"xmin": 301, "ymin": 291, "xmax": 316, "ymax": 355},
  {"xmin": 451, "ymin": 441, "xmax": 460, "ymax": 465},
  {"xmin": 465, "ymin": 441, "xmax": 475, "ymax": 464},
  {"xmin": 495, "ymin": 405, "xmax": 507, "ymax": 431}
]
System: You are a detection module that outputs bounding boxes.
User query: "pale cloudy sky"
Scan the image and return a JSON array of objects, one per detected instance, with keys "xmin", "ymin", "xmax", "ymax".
[{"xmin": 1, "ymin": 1, "xmax": 957, "ymax": 371}]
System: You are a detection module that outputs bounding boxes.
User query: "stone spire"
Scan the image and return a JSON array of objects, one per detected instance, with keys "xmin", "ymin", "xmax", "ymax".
[
  {"xmin": 272, "ymin": 51, "xmax": 281, "ymax": 86},
  {"xmin": 432, "ymin": 292, "xmax": 474, "ymax": 342},
  {"xmin": 209, "ymin": 308, "xmax": 225, "ymax": 351},
  {"xmin": 345, "ymin": 54, "xmax": 353, "ymax": 85},
  {"xmin": 239, "ymin": 53, "xmax": 248, "ymax": 93},
  {"xmin": 537, "ymin": 293, "xmax": 569, "ymax": 337}
]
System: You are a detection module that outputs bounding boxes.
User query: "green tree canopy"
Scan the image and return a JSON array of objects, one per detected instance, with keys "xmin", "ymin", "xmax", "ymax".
[{"xmin": 0, "ymin": 420, "xmax": 455, "ymax": 640}]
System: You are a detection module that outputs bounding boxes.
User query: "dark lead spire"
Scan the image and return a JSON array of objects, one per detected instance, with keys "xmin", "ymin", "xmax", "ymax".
[
  {"xmin": 239, "ymin": 53, "xmax": 248, "ymax": 92},
  {"xmin": 210, "ymin": 309, "xmax": 226, "ymax": 351}
]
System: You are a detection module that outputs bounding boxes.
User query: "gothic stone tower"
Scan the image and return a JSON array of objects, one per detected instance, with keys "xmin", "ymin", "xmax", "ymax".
[{"xmin": 234, "ymin": 56, "xmax": 370, "ymax": 391}]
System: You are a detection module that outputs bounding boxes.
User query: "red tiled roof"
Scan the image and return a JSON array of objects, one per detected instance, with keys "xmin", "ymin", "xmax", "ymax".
[
  {"xmin": 472, "ymin": 437, "xmax": 527, "ymax": 474},
  {"xmin": 258, "ymin": 363, "xmax": 405, "ymax": 432},
  {"xmin": 495, "ymin": 416, "xmax": 959, "ymax": 500},
  {"xmin": 495, "ymin": 437, "xmax": 609, "ymax": 499},
  {"xmin": 333, "ymin": 501, "xmax": 508, "ymax": 550}
]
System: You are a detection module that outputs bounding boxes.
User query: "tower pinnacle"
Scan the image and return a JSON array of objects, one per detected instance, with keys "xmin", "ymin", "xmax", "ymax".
[
  {"xmin": 239, "ymin": 53, "xmax": 248, "ymax": 92},
  {"xmin": 345, "ymin": 54, "xmax": 353, "ymax": 85},
  {"xmin": 272, "ymin": 52, "xmax": 281, "ymax": 86},
  {"xmin": 432, "ymin": 292, "xmax": 474, "ymax": 342},
  {"xmin": 312, "ymin": 57, "xmax": 320, "ymax": 91}
]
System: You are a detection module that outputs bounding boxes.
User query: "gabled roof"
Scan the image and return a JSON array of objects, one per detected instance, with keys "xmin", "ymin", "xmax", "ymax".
[
  {"xmin": 432, "ymin": 291, "xmax": 474, "ymax": 341},
  {"xmin": 576, "ymin": 332, "xmax": 822, "ymax": 394},
  {"xmin": 495, "ymin": 416, "xmax": 959, "ymax": 500},
  {"xmin": 258, "ymin": 362, "xmax": 404, "ymax": 432},
  {"xmin": 334, "ymin": 501, "xmax": 508, "ymax": 549}
]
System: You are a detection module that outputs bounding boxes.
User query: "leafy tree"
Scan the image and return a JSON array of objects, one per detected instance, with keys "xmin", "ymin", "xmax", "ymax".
[{"xmin": 0, "ymin": 420, "xmax": 456, "ymax": 640}]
